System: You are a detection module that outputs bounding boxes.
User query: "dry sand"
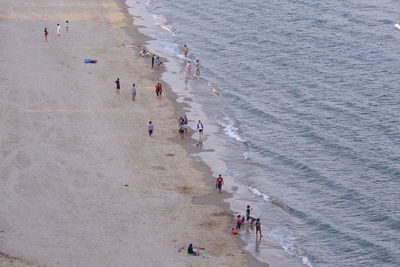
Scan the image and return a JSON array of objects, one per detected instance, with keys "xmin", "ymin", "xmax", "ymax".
[{"xmin": 0, "ymin": 0, "xmax": 264, "ymax": 266}]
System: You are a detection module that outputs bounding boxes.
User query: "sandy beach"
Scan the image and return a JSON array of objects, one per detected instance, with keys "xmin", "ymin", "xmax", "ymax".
[{"xmin": 0, "ymin": 0, "xmax": 262, "ymax": 266}]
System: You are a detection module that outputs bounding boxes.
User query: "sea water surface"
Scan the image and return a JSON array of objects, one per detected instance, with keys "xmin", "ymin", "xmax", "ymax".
[{"xmin": 126, "ymin": 0, "xmax": 400, "ymax": 266}]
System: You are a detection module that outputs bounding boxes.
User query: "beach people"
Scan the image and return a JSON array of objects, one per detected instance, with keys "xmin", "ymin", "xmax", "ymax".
[
  {"xmin": 56, "ymin": 23, "xmax": 61, "ymax": 36},
  {"xmin": 178, "ymin": 117, "xmax": 185, "ymax": 139},
  {"xmin": 183, "ymin": 44, "xmax": 189, "ymax": 56},
  {"xmin": 197, "ymin": 120, "xmax": 204, "ymax": 144},
  {"xmin": 231, "ymin": 228, "xmax": 238, "ymax": 235},
  {"xmin": 155, "ymin": 82, "xmax": 162, "ymax": 98},
  {"xmin": 185, "ymin": 61, "xmax": 192, "ymax": 77},
  {"xmin": 65, "ymin": 21, "xmax": 69, "ymax": 32},
  {"xmin": 130, "ymin": 83, "xmax": 136, "ymax": 101},
  {"xmin": 188, "ymin": 244, "xmax": 194, "ymax": 254},
  {"xmin": 44, "ymin": 28, "xmax": 48, "ymax": 42},
  {"xmin": 148, "ymin": 121, "xmax": 154, "ymax": 136},
  {"xmin": 236, "ymin": 215, "xmax": 242, "ymax": 230},
  {"xmin": 216, "ymin": 174, "xmax": 224, "ymax": 193},
  {"xmin": 195, "ymin": 59, "xmax": 200, "ymax": 75},
  {"xmin": 246, "ymin": 205, "xmax": 252, "ymax": 222},
  {"xmin": 115, "ymin": 78, "xmax": 120, "ymax": 94},
  {"xmin": 155, "ymin": 57, "xmax": 161, "ymax": 69},
  {"xmin": 140, "ymin": 49, "xmax": 146, "ymax": 57},
  {"xmin": 183, "ymin": 115, "xmax": 189, "ymax": 135},
  {"xmin": 151, "ymin": 54, "xmax": 155, "ymax": 68},
  {"xmin": 256, "ymin": 218, "xmax": 262, "ymax": 239}
]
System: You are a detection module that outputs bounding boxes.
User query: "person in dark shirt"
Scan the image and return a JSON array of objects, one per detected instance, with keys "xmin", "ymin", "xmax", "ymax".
[{"xmin": 115, "ymin": 78, "xmax": 120, "ymax": 94}]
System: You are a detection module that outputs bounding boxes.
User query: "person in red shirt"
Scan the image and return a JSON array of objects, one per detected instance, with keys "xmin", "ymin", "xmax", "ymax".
[{"xmin": 216, "ymin": 174, "xmax": 224, "ymax": 193}]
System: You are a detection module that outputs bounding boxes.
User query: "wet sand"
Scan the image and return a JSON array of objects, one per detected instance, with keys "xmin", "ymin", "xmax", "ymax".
[{"xmin": 0, "ymin": 0, "xmax": 268, "ymax": 266}]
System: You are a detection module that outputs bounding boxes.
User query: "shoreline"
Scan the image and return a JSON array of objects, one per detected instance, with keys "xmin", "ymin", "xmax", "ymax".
[
  {"xmin": 120, "ymin": 1, "xmax": 310, "ymax": 266},
  {"xmin": 117, "ymin": 1, "xmax": 268, "ymax": 266},
  {"xmin": 0, "ymin": 0, "xmax": 261, "ymax": 266}
]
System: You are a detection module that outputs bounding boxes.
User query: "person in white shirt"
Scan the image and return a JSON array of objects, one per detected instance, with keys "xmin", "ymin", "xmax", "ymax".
[
  {"xmin": 197, "ymin": 120, "xmax": 204, "ymax": 144},
  {"xmin": 56, "ymin": 23, "xmax": 61, "ymax": 36}
]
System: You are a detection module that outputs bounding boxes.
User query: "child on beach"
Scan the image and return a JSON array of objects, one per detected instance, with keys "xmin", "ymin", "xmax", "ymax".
[
  {"xmin": 115, "ymin": 78, "xmax": 120, "ymax": 94},
  {"xmin": 65, "ymin": 21, "xmax": 69, "ymax": 32},
  {"xmin": 231, "ymin": 228, "xmax": 238, "ymax": 235},
  {"xmin": 130, "ymin": 83, "xmax": 136, "ymax": 101},
  {"xmin": 56, "ymin": 23, "xmax": 61, "ymax": 36},
  {"xmin": 148, "ymin": 121, "xmax": 154, "ymax": 136}
]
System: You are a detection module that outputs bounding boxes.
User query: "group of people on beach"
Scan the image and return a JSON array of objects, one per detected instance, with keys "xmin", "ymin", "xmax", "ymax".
[
  {"xmin": 43, "ymin": 21, "xmax": 69, "ymax": 41},
  {"xmin": 231, "ymin": 205, "xmax": 263, "ymax": 240}
]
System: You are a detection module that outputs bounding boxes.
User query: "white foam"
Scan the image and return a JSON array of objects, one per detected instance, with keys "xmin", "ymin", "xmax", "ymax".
[
  {"xmin": 218, "ymin": 117, "xmax": 246, "ymax": 143},
  {"xmin": 301, "ymin": 256, "xmax": 314, "ymax": 267},
  {"xmin": 268, "ymin": 226, "xmax": 314, "ymax": 267},
  {"xmin": 248, "ymin": 186, "xmax": 270, "ymax": 202}
]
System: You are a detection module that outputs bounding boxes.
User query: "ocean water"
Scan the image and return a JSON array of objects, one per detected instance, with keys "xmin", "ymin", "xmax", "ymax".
[{"xmin": 126, "ymin": 0, "xmax": 400, "ymax": 266}]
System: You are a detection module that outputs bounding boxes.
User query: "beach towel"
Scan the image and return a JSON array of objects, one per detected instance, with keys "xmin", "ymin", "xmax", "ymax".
[{"xmin": 179, "ymin": 248, "xmax": 209, "ymax": 258}]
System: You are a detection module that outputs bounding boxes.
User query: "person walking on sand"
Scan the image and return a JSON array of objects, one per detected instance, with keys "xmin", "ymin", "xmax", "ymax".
[
  {"xmin": 148, "ymin": 121, "xmax": 154, "ymax": 136},
  {"xmin": 130, "ymin": 83, "xmax": 137, "ymax": 101},
  {"xmin": 256, "ymin": 218, "xmax": 262, "ymax": 239},
  {"xmin": 236, "ymin": 215, "xmax": 242, "ymax": 230},
  {"xmin": 216, "ymin": 174, "xmax": 224, "ymax": 193},
  {"xmin": 44, "ymin": 27, "xmax": 48, "ymax": 42},
  {"xmin": 65, "ymin": 21, "xmax": 70, "ymax": 32},
  {"xmin": 155, "ymin": 82, "xmax": 162, "ymax": 98},
  {"xmin": 195, "ymin": 59, "xmax": 201, "ymax": 76},
  {"xmin": 115, "ymin": 78, "xmax": 120, "ymax": 94},
  {"xmin": 56, "ymin": 23, "xmax": 61, "ymax": 36},
  {"xmin": 197, "ymin": 120, "xmax": 204, "ymax": 144},
  {"xmin": 151, "ymin": 54, "xmax": 155, "ymax": 68}
]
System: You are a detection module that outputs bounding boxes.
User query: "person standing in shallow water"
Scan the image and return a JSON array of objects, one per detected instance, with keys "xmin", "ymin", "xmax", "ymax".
[
  {"xmin": 151, "ymin": 54, "xmax": 155, "ymax": 68},
  {"xmin": 115, "ymin": 78, "xmax": 120, "ymax": 94},
  {"xmin": 197, "ymin": 120, "xmax": 204, "ymax": 144},
  {"xmin": 148, "ymin": 121, "xmax": 154, "ymax": 136},
  {"xmin": 195, "ymin": 59, "xmax": 200, "ymax": 76},
  {"xmin": 256, "ymin": 218, "xmax": 262, "ymax": 239}
]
